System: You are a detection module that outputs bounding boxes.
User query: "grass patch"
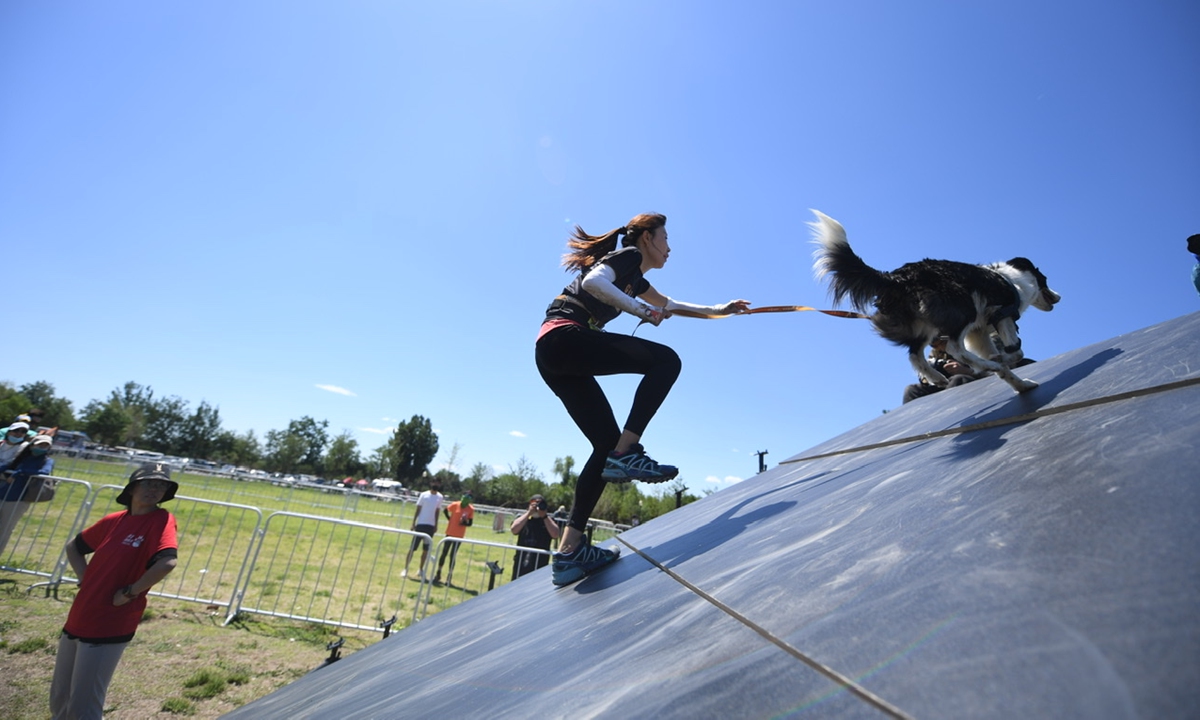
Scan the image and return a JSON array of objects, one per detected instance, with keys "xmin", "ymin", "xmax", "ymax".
[
  {"xmin": 162, "ymin": 697, "xmax": 197, "ymax": 714},
  {"xmin": 6, "ymin": 636, "xmax": 50, "ymax": 654},
  {"xmin": 225, "ymin": 615, "xmax": 335, "ymax": 646},
  {"xmin": 182, "ymin": 669, "xmax": 229, "ymax": 700}
]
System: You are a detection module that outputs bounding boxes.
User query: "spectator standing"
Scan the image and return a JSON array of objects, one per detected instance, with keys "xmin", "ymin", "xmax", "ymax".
[
  {"xmin": 19, "ymin": 408, "xmax": 50, "ymax": 433},
  {"xmin": 511, "ymin": 494, "xmax": 560, "ymax": 580},
  {"xmin": 402, "ymin": 480, "xmax": 443, "ymax": 582},
  {"xmin": 433, "ymin": 493, "xmax": 474, "ymax": 585},
  {"xmin": 0, "ymin": 421, "xmax": 31, "ymax": 468},
  {"xmin": 50, "ymin": 463, "xmax": 179, "ymax": 720},
  {"xmin": 0, "ymin": 434, "xmax": 55, "ymax": 556}
]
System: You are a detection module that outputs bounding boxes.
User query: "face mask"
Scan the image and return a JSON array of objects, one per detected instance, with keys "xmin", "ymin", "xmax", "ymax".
[
  {"xmin": 5, "ymin": 434, "xmax": 23, "ymax": 444},
  {"xmin": 31, "ymin": 448, "xmax": 48, "ymax": 456}
]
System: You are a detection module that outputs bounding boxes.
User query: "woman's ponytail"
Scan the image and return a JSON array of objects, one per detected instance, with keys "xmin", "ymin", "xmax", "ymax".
[{"xmin": 561, "ymin": 214, "xmax": 666, "ymax": 273}]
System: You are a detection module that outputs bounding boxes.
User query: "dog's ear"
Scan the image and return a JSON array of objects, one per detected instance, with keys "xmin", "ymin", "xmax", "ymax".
[{"xmin": 1006, "ymin": 257, "xmax": 1036, "ymax": 272}]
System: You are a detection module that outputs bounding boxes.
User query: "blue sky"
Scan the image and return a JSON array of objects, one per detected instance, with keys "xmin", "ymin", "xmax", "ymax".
[{"xmin": 3, "ymin": 1, "xmax": 1197, "ymax": 494}]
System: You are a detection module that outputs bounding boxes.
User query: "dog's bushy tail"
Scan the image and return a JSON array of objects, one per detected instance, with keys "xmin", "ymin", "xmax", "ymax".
[{"xmin": 809, "ymin": 209, "xmax": 888, "ymax": 313}]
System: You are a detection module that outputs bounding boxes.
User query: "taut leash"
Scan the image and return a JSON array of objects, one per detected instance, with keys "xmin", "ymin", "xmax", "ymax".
[
  {"xmin": 634, "ymin": 304, "xmax": 870, "ymax": 334},
  {"xmin": 669, "ymin": 305, "xmax": 870, "ymax": 320}
]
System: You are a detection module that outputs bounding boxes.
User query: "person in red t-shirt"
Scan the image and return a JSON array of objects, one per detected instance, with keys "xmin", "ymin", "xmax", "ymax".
[
  {"xmin": 433, "ymin": 493, "xmax": 474, "ymax": 585},
  {"xmin": 50, "ymin": 463, "xmax": 180, "ymax": 720}
]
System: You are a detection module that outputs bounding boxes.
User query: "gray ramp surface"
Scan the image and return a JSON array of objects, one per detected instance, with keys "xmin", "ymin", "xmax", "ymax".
[{"xmin": 225, "ymin": 312, "xmax": 1200, "ymax": 720}]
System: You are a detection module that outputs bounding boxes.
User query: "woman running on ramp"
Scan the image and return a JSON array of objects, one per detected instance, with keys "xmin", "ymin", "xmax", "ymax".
[{"xmin": 536, "ymin": 212, "xmax": 750, "ymax": 585}]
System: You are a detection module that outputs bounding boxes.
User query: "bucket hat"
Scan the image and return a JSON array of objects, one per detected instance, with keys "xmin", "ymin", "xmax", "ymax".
[{"xmin": 116, "ymin": 462, "xmax": 179, "ymax": 506}]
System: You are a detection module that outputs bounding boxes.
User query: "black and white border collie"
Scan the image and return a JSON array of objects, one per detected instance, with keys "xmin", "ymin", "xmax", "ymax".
[{"xmin": 809, "ymin": 210, "xmax": 1061, "ymax": 393}]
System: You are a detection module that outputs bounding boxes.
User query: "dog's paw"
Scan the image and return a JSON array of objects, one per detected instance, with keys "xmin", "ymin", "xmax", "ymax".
[
  {"xmin": 997, "ymin": 351, "xmax": 1025, "ymax": 367},
  {"xmin": 1014, "ymin": 378, "xmax": 1039, "ymax": 393}
]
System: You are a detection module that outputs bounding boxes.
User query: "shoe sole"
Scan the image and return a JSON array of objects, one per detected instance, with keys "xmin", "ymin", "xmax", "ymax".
[{"xmin": 603, "ymin": 468, "xmax": 679, "ymax": 484}]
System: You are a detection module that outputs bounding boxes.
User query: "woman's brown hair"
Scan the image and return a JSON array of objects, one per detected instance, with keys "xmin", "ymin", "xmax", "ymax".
[{"xmin": 561, "ymin": 213, "xmax": 666, "ymax": 273}]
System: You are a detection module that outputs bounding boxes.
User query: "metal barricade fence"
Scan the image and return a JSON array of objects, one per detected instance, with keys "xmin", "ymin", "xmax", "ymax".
[
  {"xmin": 2, "ymin": 469, "xmax": 623, "ymax": 635},
  {"xmin": 0, "ymin": 476, "xmax": 93, "ymax": 583},
  {"xmin": 47, "ymin": 485, "xmax": 265, "ymax": 611},
  {"xmin": 226, "ymin": 511, "xmax": 434, "ymax": 632},
  {"xmin": 419, "ymin": 537, "xmax": 553, "ymax": 619}
]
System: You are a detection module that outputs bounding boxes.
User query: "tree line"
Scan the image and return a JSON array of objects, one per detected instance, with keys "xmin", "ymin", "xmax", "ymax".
[{"xmin": 0, "ymin": 380, "xmax": 697, "ymax": 523}]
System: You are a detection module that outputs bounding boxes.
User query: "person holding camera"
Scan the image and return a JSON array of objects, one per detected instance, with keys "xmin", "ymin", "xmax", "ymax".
[
  {"xmin": 510, "ymin": 494, "xmax": 560, "ymax": 580},
  {"xmin": 433, "ymin": 492, "xmax": 474, "ymax": 585}
]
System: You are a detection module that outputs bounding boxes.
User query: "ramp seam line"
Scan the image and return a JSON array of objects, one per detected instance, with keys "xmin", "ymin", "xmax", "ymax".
[
  {"xmin": 615, "ymin": 536, "xmax": 915, "ymax": 720},
  {"xmin": 781, "ymin": 376, "xmax": 1200, "ymax": 464}
]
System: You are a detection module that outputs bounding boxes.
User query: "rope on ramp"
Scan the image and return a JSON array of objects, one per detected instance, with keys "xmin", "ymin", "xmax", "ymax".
[
  {"xmin": 615, "ymin": 535, "xmax": 917, "ymax": 720},
  {"xmin": 782, "ymin": 376, "xmax": 1200, "ymax": 465}
]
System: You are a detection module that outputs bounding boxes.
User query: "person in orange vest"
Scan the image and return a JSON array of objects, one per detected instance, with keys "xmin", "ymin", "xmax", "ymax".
[{"xmin": 433, "ymin": 493, "xmax": 474, "ymax": 585}]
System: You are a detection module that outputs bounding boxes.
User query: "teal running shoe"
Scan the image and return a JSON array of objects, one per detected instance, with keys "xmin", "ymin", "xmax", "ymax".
[
  {"xmin": 552, "ymin": 542, "xmax": 621, "ymax": 586},
  {"xmin": 601, "ymin": 443, "xmax": 679, "ymax": 483}
]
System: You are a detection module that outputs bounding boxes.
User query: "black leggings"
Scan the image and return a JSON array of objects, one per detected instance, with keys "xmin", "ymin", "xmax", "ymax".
[{"xmin": 535, "ymin": 324, "xmax": 681, "ymax": 532}]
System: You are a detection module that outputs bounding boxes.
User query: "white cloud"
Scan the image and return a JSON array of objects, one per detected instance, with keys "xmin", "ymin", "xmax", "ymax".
[
  {"xmin": 360, "ymin": 427, "xmax": 393, "ymax": 435},
  {"xmin": 706, "ymin": 475, "xmax": 744, "ymax": 485},
  {"xmin": 315, "ymin": 384, "xmax": 356, "ymax": 397},
  {"xmin": 509, "ymin": 430, "xmax": 526, "ymax": 438}
]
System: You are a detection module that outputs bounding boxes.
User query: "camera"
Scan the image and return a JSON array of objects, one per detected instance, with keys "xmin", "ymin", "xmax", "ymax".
[{"xmin": 535, "ymin": 498, "xmax": 548, "ymax": 512}]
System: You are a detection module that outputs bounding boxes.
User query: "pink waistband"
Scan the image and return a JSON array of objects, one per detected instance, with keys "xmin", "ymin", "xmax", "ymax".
[{"xmin": 536, "ymin": 318, "xmax": 582, "ymax": 342}]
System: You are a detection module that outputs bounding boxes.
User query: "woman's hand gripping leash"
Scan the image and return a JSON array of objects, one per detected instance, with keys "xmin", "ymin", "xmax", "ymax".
[{"xmin": 634, "ymin": 299, "xmax": 752, "ymax": 333}]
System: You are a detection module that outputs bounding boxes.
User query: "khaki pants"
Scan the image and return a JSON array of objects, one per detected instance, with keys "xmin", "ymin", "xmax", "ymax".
[{"xmin": 50, "ymin": 634, "xmax": 129, "ymax": 720}]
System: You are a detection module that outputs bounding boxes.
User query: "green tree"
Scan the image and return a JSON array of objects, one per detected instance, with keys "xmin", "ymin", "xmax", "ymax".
[
  {"xmin": 432, "ymin": 468, "xmax": 462, "ymax": 497},
  {"xmin": 17, "ymin": 381, "xmax": 77, "ymax": 429},
  {"xmin": 489, "ymin": 456, "xmax": 543, "ymax": 507},
  {"xmin": 462, "ymin": 462, "xmax": 492, "ymax": 503},
  {"xmin": 177, "ymin": 401, "xmax": 222, "ymax": 459},
  {"xmin": 552, "ymin": 456, "xmax": 577, "ymax": 490},
  {"xmin": 212, "ymin": 429, "xmax": 261, "ymax": 468},
  {"xmin": 324, "ymin": 431, "xmax": 363, "ymax": 478},
  {"xmin": 110, "ymin": 381, "xmax": 152, "ymax": 446},
  {"xmin": 442, "ymin": 442, "xmax": 463, "ymax": 475},
  {"xmin": 387, "ymin": 415, "xmax": 439, "ymax": 483},
  {"xmin": 142, "ymin": 395, "xmax": 189, "ymax": 453},
  {"xmin": 367, "ymin": 445, "xmax": 392, "ymax": 479},
  {"xmin": 0, "ymin": 383, "xmax": 30, "ymax": 427},
  {"xmin": 264, "ymin": 429, "xmax": 306, "ymax": 474},
  {"xmin": 80, "ymin": 399, "xmax": 132, "ymax": 447},
  {"xmin": 287, "ymin": 416, "xmax": 329, "ymax": 471}
]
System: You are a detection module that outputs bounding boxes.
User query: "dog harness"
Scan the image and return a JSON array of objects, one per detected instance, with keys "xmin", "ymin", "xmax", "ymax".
[
  {"xmin": 988, "ymin": 278, "xmax": 1022, "ymax": 325},
  {"xmin": 988, "ymin": 278, "xmax": 1024, "ymax": 353}
]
